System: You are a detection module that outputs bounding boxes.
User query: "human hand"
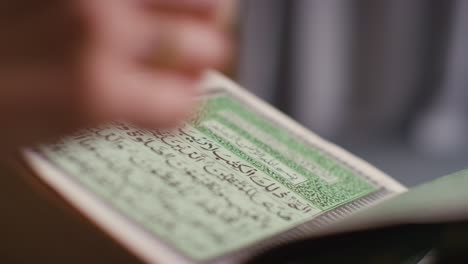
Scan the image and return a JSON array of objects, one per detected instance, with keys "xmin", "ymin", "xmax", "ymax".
[{"xmin": 0, "ymin": 0, "xmax": 232, "ymax": 151}]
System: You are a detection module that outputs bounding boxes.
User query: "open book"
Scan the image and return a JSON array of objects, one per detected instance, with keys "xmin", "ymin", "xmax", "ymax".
[{"xmin": 22, "ymin": 72, "xmax": 468, "ymax": 263}]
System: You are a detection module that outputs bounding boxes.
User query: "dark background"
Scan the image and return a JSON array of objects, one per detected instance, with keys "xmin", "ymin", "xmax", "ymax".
[{"xmin": 236, "ymin": 0, "xmax": 468, "ymax": 187}]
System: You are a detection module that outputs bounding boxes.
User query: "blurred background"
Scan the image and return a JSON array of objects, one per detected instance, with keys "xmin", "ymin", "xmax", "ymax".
[{"xmin": 225, "ymin": 0, "xmax": 468, "ymax": 187}]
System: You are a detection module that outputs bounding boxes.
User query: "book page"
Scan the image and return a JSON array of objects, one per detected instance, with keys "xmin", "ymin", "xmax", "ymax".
[
  {"xmin": 30, "ymin": 72, "xmax": 405, "ymax": 263},
  {"xmin": 326, "ymin": 168, "xmax": 468, "ymax": 235}
]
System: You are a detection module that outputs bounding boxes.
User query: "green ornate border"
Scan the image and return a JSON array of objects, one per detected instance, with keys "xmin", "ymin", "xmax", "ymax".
[{"xmin": 196, "ymin": 95, "xmax": 376, "ymax": 210}]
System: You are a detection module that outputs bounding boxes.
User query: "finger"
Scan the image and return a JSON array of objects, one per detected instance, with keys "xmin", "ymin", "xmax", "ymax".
[
  {"xmin": 144, "ymin": 16, "xmax": 232, "ymax": 72},
  {"xmin": 79, "ymin": 0, "xmax": 151, "ymax": 56},
  {"xmin": 81, "ymin": 0, "xmax": 231, "ymax": 72},
  {"xmin": 117, "ymin": 70, "xmax": 198, "ymax": 128},
  {"xmin": 132, "ymin": 5, "xmax": 233, "ymax": 72},
  {"xmin": 83, "ymin": 52, "xmax": 199, "ymax": 128},
  {"xmin": 139, "ymin": 0, "xmax": 222, "ymax": 19}
]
